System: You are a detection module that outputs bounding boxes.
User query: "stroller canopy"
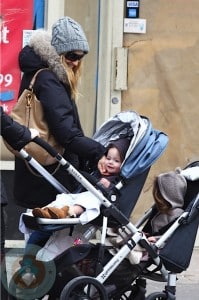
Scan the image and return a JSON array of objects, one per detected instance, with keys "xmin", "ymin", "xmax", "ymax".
[{"xmin": 93, "ymin": 111, "xmax": 169, "ymax": 179}]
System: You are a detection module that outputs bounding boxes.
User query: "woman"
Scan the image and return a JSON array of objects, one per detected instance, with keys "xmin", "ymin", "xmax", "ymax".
[{"xmin": 14, "ymin": 16, "xmax": 106, "ymax": 209}]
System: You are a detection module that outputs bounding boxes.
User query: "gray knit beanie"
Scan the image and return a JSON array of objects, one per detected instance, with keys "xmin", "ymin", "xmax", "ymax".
[
  {"xmin": 157, "ymin": 171, "xmax": 187, "ymax": 208},
  {"xmin": 51, "ymin": 16, "xmax": 89, "ymax": 55}
]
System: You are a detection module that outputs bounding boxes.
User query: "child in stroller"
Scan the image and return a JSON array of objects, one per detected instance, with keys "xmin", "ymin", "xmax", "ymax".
[
  {"xmin": 31, "ymin": 138, "xmax": 130, "ymax": 221},
  {"xmin": 18, "ymin": 138, "xmax": 130, "ymax": 259},
  {"xmin": 108, "ymin": 165, "xmax": 199, "ymax": 266}
]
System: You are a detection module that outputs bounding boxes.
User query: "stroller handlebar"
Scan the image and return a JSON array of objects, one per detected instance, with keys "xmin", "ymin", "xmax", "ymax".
[{"xmin": 32, "ymin": 136, "xmax": 59, "ymax": 158}]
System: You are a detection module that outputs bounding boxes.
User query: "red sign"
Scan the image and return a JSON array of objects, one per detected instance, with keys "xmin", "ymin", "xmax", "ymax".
[{"xmin": 0, "ymin": 0, "xmax": 33, "ymax": 114}]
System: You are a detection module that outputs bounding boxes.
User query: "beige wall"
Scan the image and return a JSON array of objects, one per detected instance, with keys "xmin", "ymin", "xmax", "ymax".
[{"xmin": 122, "ymin": 0, "xmax": 199, "ymax": 221}]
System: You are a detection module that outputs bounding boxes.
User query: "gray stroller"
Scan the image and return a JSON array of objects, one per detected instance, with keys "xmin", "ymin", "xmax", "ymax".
[{"xmin": 3, "ymin": 111, "xmax": 198, "ymax": 300}]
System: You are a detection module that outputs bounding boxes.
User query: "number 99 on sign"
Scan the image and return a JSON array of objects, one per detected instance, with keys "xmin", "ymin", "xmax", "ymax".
[{"xmin": 0, "ymin": 73, "xmax": 13, "ymax": 87}]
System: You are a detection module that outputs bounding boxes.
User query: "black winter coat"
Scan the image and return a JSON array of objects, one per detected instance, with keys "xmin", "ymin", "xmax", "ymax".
[
  {"xmin": 14, "ymin": 31, "xmax": 105, "ymax": 208},
  {"xmin": 1, "ymin": 106, "xmax": 31, "ymax": 151}
]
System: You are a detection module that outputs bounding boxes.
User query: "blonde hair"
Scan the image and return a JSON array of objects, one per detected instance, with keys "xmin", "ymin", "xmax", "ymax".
[
  {"xmin": 152, "ymin": 177, "xmax": 171, "ymax": 214},
  {"xmin": 60, "ymin": 55, "xmax": 83, "ymax": 100}
]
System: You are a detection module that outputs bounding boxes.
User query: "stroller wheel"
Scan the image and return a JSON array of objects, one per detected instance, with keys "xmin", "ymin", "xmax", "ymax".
[
  {"xmin": 146, "ymin": 292, "xmax": 168, "ymax": 300},
  {"xmin": 60, "ymin": 275, "xmax": 108, "ymax": 300}
]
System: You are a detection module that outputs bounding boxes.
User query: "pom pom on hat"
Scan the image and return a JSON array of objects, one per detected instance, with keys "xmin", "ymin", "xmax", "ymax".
[
  {"xmin": 108, "ymin": 138, "xmax": 130, "ymax": 161},
  {"xmin": 157, "ymin": 171, "xmax": 187, "ymax": 208},
  {"xmin": 51, "ymin": 16, "xmax": 89, "ymax": 55}
]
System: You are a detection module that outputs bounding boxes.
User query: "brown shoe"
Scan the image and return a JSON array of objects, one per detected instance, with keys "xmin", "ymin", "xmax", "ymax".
[
  {"xmin": 47, "ymin": 206, "xmax": 70, "ymax": 218},
  {"xmin": 32, "ymin": 207, "xmax": 51, "ymax": 218}
]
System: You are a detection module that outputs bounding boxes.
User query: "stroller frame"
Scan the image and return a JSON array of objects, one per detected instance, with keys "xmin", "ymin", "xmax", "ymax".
[
  {"xmin": 19, "ymin": 142, "xmax": 171, "ymax": 300},
  {"xmin": 20, "ymin": 142, "xmax": 170, "ymax": 279},
  {"xmin": 6, "ymin": 111, "xmax": 199, "ymax": 300}
]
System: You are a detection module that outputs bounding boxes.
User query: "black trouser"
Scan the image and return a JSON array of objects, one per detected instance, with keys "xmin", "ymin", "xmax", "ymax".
[{"xmin": 1, "ymin": 206, "xmax": 8, "ymax": 299}]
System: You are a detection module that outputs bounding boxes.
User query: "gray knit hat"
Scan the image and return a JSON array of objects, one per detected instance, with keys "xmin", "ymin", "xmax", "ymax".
[
  {"xmin": 157, "ymin": 171, "xmax": 187, "ymax": 208},
  {"xmin": 51, "ymin": 16, "xmax": 89, "ymax": 55}
]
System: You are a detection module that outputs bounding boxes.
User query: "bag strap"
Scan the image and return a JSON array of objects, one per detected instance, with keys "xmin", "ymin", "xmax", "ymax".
[
  {"xmin": 25, "ymin": 160, "xmax": 61, "ymax": 177},
  {"xmin": 29, "ymin": 68, "xmax": 49, "ymax": 90},
  {"xmin": 24, "ymin": 68, "xmax": 61, "ymax": 174}
]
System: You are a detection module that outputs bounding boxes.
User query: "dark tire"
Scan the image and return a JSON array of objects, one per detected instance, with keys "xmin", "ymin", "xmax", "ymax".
[
  {"xmin": 146, "ymin": 291, "xmax": 168, "ymax": 300},
  {"xmin": 60, "ymin": 276, "xmax": 108, "ymax": 300}
]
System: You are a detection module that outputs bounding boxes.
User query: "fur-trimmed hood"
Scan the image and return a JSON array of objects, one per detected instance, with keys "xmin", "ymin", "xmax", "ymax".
[{"xmin": 19, "ymin": 29, "xmax": 69, "ymax": 85}]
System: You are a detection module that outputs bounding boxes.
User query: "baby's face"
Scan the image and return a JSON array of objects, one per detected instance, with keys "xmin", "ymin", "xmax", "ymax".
[{"xmin": 105, "ymin": 147, "xmax": 122, "ymax": 174}]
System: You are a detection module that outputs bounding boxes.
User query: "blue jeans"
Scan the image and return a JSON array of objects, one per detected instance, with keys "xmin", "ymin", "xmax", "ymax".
[{"xmin": 24, "ymin": 230, "xmax": 52, "ymax": 257}]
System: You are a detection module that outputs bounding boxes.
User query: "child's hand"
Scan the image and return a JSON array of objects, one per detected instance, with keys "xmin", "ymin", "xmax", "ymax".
[{"xmin": 99, "ymin": 178, "xmax": 111, "ymax": 188}]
